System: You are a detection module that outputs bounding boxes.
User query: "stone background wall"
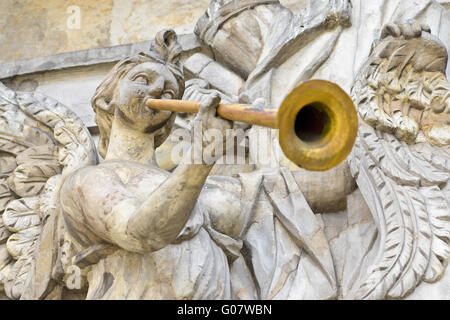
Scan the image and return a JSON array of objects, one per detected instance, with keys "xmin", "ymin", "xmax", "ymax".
[
  {"xmin": 0, "ymin": 0, "xmax": 309, "ymax": 137},
  {"xmin": 0, "ymin": 0, "xmax": 309, "ymax": 63},
  {"xmin": 2, "ymin": 0, "xmax": 447, "ymax": 159}
]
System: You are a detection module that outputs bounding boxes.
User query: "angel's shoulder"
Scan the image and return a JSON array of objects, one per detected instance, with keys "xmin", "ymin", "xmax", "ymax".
[
  {"xmin": 61, "ymin": 160, "xmax": 164, "ymax": 198},
  {"xmin": 61, "ymin": 163, "xmax": 122, "ymax": 197}
]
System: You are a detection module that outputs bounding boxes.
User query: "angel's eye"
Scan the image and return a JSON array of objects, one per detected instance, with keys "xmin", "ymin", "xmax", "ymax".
[
  {"xmin": 132, "ymin": 74, "xmax": 149, "ymax": 85},
  {"xmin": 162, "ymin": 89, "xmax": 176, "ymax": 99}
]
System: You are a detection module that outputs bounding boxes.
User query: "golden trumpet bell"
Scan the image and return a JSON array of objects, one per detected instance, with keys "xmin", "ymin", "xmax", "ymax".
[{"xmin": 278, "ymin": 80, "xmax": 358, "ymax": 171}]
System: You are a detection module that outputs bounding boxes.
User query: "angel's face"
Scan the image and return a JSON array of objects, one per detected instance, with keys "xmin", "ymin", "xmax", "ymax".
[{"xmin": 115, "ymin": 61, "xmax": 180, "ymax": 132}]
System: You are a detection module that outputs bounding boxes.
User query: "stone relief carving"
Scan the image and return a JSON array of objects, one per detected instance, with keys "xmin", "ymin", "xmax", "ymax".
[
  {"xmin": 347, "ymin": 23, "xmax": 450, "ymax": 300},
  {"xmin": 0, "ymin": 81, "xmax": 97, "ymax": 299},
  {"xmin": 178, "ymin": 1, "xmax": 450, "ymax": 300},
  {"xmin": 55, "ymin": 29, "xmax": 337, "ymax": 300},
  {"xmin": 162, "ymin": 0, "xmax": 356, "ymax": 184},
  {"xmin": 192, "ymin": 0, "xmax": 351, "ymax": 104},
  {"xmin": 0, "ymin": 0, "xmax": 448, "ymax": 300},
  {"xmin": 0, "ymin": 28, "xmax": 338, "ymax": 300}
]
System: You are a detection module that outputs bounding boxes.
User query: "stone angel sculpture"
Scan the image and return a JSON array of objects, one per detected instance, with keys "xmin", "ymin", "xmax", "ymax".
[
  {"xmin": 347, "ymin": 22, "xmax": 450, "ymax": 299},
  {"xmin": 0, "ymin": 28, "xmax": 338, "ymax": 300},
  {"xmin": 0, "ymin": 79, "xmax": 97, "ymax": 299}
]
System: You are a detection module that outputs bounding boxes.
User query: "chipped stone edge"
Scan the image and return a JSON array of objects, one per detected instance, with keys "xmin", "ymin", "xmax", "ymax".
[{"xmin": 0, "ymin": 33, "xmax": 202, "ymax": 80}]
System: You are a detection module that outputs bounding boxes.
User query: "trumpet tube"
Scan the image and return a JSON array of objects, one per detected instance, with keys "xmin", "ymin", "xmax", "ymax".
[
  {"xmin": 146, "ymin": 99, "xmax": 279, "ymax": 128},
  {"xmin": 146, "ymin": 80, "xmax": 358, "ymax": 171}
]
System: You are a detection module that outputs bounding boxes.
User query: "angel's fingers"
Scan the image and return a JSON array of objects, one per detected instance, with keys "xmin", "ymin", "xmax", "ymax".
[
  {"xmin": 399, "ymin": 22, "xmax": 420, "ymax": 39},
  {"xmin": 381, "ymin": 23, "xmax": 401, "ymax": 39},
  {"xmin": 253, "ymin": 98, "xmax": 267, "ymax": 108},
  {"xmin": 421, "ymin": 24, "xmax": 431, "ymax": 33},
  {"xmin": 197, "ymin": 87, "xmax": 216, "ymax": 96},
  {"xmin": 190, "ymin": 91, "xmax": 204, "ymax": 103},
  {"xmin": 202, "ymin": 94, "xmax": 221, "ymax": 119},
  {"xmin": 198, "ymin": 95, "xmax": 214, "ymax": 115},
  {"xmin": 238, "ymin": 92, "xmax": 251, "ymax": 104},
  {"xmin": 410, "ymin": 21, "xmax": 423, "ymax": 38},
  {"xmin": 183, "ymin": 88, "xmax": 197, "ymax": 101}
]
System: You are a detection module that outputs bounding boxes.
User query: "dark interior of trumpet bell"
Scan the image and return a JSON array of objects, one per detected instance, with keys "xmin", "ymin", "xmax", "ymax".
[{"xmin": 295, "ymin": 103, "xmax": 329, "ymax": 143}]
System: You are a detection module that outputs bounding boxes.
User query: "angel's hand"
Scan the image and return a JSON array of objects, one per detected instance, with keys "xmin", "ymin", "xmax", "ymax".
[
  {"xmin": 183, "ymin": 78, "xmax": 236, "ymax": 105},
  {"xmin": 381, "ymin": 21, "xmax": 431, "ymax": 40},
  {"xmin": 193, "ymin": 93, "xmax": 233, "ymax": 159},
  {"xmin": 237, "ymin": 92, "xmax": 268, "ymax": 131}
]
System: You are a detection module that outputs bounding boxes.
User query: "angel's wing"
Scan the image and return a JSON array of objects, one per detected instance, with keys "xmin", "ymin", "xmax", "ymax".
[
  {"xmin": 349, "ymin": 122, "xmax": 449, "ymax": 299},
  {"xmin": 0, "ymin": 81, "xmax": 97, "ymax": 299},
  {"xmin": 348, "ymin": 28, "xmax": 450, "ymax": 299}
]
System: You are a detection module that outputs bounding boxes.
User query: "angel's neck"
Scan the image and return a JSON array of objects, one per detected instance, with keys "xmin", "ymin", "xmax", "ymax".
[{"xmin": 105, "ymin": 118, "xmax": 156, "ymax": 164}]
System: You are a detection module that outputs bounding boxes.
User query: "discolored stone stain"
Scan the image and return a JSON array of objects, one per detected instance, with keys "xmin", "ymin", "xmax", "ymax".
[
  {"xmin": 0, "ymin": 0, "xmax": 114, "ymax": 63},
  {"xmin": 108, "ymin": 0, "xmax": 211, "ymax": 45},
  {"xmin": 0, "ymin": 0, "xmax": 309, "ymax": 64}
]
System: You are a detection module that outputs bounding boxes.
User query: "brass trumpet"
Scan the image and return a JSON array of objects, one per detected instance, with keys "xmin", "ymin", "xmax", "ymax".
[{"xmin": 146, "ymin": 80, "xmax": 358, "ymax": 171}]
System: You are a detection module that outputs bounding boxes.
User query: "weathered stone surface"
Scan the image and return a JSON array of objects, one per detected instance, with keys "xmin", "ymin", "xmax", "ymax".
[
  {"xmin": 0, "ymin": 0, "xmax": 211, "ymax": 64},
  {"xmin": 4, "ymin": 64, "xmax": 115, "ymax": 128},
  {"xmin": 109, "ymin": 0, "xmax": 210, "ymax": 46},
  {"xmin": 0, "ymin": 0, "xmax": 114, "ymax": 63},
  {"xmin": 0, "ymin": 0, "xmax": 449, "ymax": 301},
  {"xmin": 0, "ymin": 0, "xmax": 328, "ymax": 64},
  {"xmin": 0, "ymin": 81, "xmax": 97, "ymax": 300}
]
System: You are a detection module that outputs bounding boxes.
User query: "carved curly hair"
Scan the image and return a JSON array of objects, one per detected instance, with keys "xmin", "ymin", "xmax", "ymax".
[{"xmin": 91, "ymin": 28, "xmax": 185, "ymax": 158}]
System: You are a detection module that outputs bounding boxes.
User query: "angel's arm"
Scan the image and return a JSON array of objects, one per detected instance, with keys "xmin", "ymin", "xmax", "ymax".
[
  {"xmin": 60, "ymin": 94, "xmax": 233, "ymax": 253},
  {"xmin": 60, "ymin": 162, "xmax": 214, "ymax": 254}
]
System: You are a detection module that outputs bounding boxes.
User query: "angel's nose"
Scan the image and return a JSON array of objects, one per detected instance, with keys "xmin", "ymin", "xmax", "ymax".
[
  {"xmin": 148, "ymin": 87, "xmax": 163, "ymax": 99},
  {"xmin": 147, "ymin": 78, "xmax": 164, "ymax": 99}
]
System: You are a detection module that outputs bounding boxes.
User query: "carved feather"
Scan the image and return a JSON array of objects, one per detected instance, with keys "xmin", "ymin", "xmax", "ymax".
[
  {"xmin": 351, "ymin": 123, "xmax": 450, "ymax": 300},
  {"xmin": 16, "ymin": 92, "xmax": 97, "ymax": 177},
  {"xmin": 0, "ymin": 155, "xmax": 17, "ymax": 176},
  {"xmin": 349, "ymin": 30, "xmax": 450, "ymax": 299},
  {"xmin": 388, "ymin": 186, "xmax": 431, "ymax": 298},
  {"xmin": 421, "ymin": 186, "xmax": 450, "ymax": 282},
  {"xmin": 4, "ymin": 246, "xmax": 36, "ymax": 299},
  {"xmin": 6, "ymin": 226, "xmax": 40, "ymax": 261},
  {"xmin": 3, "ymin": 197, "xmax": 41, "ymax": 234},
  {"xmin": 0, "ymin": 134, "xmax": 31, "ymax": 156},
  {"xmin": 0, "ymin": 178, "xmax": 15, "ymax": 215},
  {"xmin": 0, "ymin": 82, "xmax": 98, "ymax": 299},
  {"xmin": 8, "ymin": 157, "xmax": 61, "ymax": 198},
  {"xmin": 354, "ymin": 158, "xmax": 413, "ymax": 299}
]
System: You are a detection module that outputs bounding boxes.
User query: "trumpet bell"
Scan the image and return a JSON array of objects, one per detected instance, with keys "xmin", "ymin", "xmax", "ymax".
[{"xmin": 277, "ymin": 80, "xmax": 358, "ymax": 171}]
